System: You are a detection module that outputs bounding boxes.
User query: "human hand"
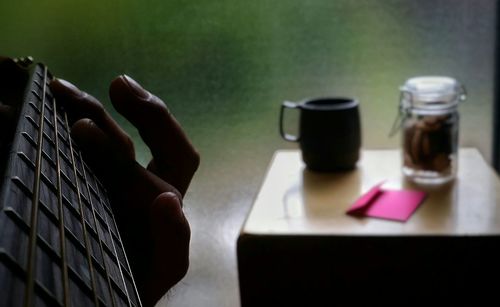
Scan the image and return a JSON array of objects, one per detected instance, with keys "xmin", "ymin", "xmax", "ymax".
[
  {"xmin": 0, "ymin": 57, "xmax": 30, "ymax": 157},
  {"xmin": 50, "ymin": 75, "xmax": 199, "ymax": 307}
]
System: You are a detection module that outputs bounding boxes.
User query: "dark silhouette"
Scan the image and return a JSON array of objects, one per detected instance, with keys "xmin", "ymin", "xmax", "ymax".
[
  {"xmin": 0, "ymin": 56, "xmax": 199, "ymax": 307},
  {"xmin": 50, "ymin": 75, "xmax": 200, "ymax": 306}
]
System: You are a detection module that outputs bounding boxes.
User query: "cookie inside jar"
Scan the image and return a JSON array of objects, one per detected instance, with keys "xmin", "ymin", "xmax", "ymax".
[
  {"xmin": 399, "ymin": 77, "xmax": 465, "ymax": 184},
  {"xmin": 403, "ymin": 113, "xmax": 458, "ymax": 177}
]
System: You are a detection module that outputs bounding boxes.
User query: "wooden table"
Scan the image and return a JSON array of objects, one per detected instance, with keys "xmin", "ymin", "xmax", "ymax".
[{"xmin": 237, "ymin": 148, "xmax": 500, "ymax": 306}]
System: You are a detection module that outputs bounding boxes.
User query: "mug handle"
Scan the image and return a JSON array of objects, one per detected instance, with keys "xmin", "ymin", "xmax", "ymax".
[{"xmin": 280, "ymin": 101, "xmax": 300, "ymax": 142}]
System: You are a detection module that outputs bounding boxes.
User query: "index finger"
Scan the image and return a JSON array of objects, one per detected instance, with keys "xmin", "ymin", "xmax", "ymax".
[{"xmin": 49, "ymin": 78, "xmax": 135, "ymax": 160}]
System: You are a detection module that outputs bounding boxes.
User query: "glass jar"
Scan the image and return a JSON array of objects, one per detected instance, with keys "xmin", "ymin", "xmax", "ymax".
[{"xmin": 398, "ymin": 76, "xmax": 466, "ymax": 184}]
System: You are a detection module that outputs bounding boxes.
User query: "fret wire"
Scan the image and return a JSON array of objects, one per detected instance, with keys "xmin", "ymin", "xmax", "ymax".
[
  {"xmin": 9, "ymin": 63, "xmax": 141, "ymax": 306},
  {"xmin": 49, "ymin": 75, "xmax": 71, "ymax": 307},
  {"xmin": 99, "ymin": 182, "xmax": 143, "ymax": 306},
  {"xmin": 102, "ymin": 200, "xmax": 134, "ymax": 307},
  {"xmin": 63, "ymin": 117, "xmax": 139, "ymax": 305},
  {"xmin": 63, "ymin": 111, "xmax": 101, "ymax": 306},
  {"xmin": 107, "ymin": 201, "xmax": 143, "ymax": 307},
  {"xmin": 78, "ymin": 132, "xmax": 119, "ymax": 307},
  {"xmin": 24, "ymin": 65, "xmax": 49, "ymax": 307},
  {"xmin": 82, "ymin": 152, "xmax": 138, "ymax": 305}
]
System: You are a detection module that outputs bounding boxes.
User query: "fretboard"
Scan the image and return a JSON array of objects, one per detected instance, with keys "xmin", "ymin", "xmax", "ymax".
[{"xmin": 0, "ymin": 62, "xmax": 142, "ymax": 307}]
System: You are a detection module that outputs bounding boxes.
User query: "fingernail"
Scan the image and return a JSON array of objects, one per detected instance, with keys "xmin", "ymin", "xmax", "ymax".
[
  {"xmin": 121, "ymin": 74, "xmax": 151, "ymax": 99},
  {"xmin": 56, "ymin": 78, "xmax": 85, "ymax": 98},
  {"xmin": 165, "ymin": 191, "xmax": 182, "ymax": 203}
]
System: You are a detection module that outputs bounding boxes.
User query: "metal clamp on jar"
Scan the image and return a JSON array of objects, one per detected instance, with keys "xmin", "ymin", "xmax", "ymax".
[{"xmin": 395, "ymin": 76, "xmax": 466, "ymax": 184}]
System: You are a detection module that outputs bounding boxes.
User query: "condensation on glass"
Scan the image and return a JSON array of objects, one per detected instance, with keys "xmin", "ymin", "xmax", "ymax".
[{"xmin": 398, "ymin": 76, "xmax": 466, "ymax": 184}]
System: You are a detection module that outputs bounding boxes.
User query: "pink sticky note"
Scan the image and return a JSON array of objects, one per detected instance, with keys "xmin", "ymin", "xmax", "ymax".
[{"xmin": 347, "ymin": 182, "xmax": 426, "ymax": 222}]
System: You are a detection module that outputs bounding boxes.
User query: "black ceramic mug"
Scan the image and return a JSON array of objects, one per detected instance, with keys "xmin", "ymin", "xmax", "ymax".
[{"xmin": 280, "ymin": 97, "xmax": 361, "ymax": 171}]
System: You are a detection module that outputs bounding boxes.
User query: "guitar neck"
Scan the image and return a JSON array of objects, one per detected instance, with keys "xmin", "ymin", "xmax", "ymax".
[{"xmin": 0, "ymin": 59, "xmax": 142, "ymax": 307}]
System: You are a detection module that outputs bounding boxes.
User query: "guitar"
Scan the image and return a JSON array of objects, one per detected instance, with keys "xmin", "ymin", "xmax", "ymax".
[{"xmin": 0, "ymin": 57, "xmax": 142, "ymax": 307}]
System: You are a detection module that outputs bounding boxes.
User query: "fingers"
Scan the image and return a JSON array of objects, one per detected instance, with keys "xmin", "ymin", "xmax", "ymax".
[
  {"xmin": 0, "ymin": 104, "xmax": 13, "ymax": 122},
  {"xmin": 0, "ymin": 56, "xmax": 15, "ymax": 67},
  {"xmin": 70, "ymin": 118, "xmax": 123, "ymax": 183},
  {"xmin": 50, "ymin": 76, "xmax": 198, "ymax": 198},
  {"xmin": 72, "ymin": 118, "xmax": 182, "ymax": 204},
  {"xmin": 109, "ymin": 75, "xmax": 199, "ymax": 196},
  {"xmin": 0, "ymin": 104, "xmax": 15, "ymax": 149},
  {"xmin": 151, "ymin": 196, "xmax": 190, "ymax": 281},
  {"xmin": 49, "ymin": 78, "xmax": 135, "ymax": 160},
  {"xmin": 143, "ymin": 192, "xmax": 190, "ymax": 305}
]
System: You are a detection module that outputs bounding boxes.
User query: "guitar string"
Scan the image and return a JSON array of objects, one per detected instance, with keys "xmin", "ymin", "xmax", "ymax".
[
  {"xmin": 103, "ymin": 187, "xmax": 143, "ymax": 307},
  {"xmin": 21, "ymin": 64, "xmax": 138, "ymax": 306},
  {"xmin": 24, "ymin": 64, "xmax": 49, "ymax": 307},
  {"xmin": 80, "ymin": 164, "xmax": 121, "ymax": 307},
  {"xmin": 101, "ymin": 189, "xmax": 134, "ymax": 307},
  {"xmin": 63, "ymin": 109, "xmax": 117, "ymax": 307},
  {"xmin": 78, "ymin": 132, "xmax": 142, "ymax": 306},
  {"xmin": 50, "ymin": 71, "xmax": 71, "ymax": 307}
]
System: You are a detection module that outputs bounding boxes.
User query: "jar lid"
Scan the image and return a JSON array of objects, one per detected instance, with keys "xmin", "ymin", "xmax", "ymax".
[{"xmin": 400, "ymin": 76, "xmax": 466, "ymax": 111}]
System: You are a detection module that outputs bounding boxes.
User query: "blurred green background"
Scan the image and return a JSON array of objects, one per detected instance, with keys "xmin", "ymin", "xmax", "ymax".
[{"xmin": 1, "ymin": 1, "xmax": 496, "ymax": 306}]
